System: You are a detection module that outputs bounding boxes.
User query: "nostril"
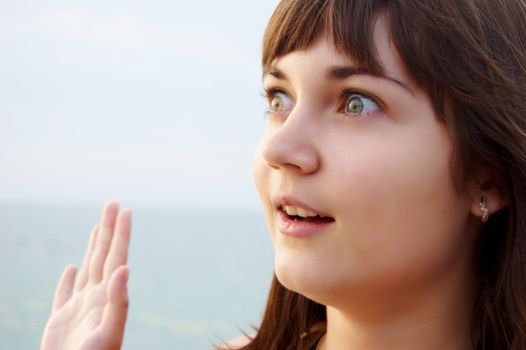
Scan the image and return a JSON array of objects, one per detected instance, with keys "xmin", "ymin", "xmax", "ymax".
[{"xmin": 263, "ymin": 144, "xmax": 320, "ymax": 174}]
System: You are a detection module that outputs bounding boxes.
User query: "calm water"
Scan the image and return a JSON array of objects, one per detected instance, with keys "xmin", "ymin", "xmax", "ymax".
[{"xmin": 0, "ymin": 203, "xmax": 273, "ymax": 349}]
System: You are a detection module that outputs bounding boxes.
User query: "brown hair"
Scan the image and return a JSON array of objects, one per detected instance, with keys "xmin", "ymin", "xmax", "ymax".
[{"xmin": 229, "ymin": 0, "xmax": 526, "ymax": 349}]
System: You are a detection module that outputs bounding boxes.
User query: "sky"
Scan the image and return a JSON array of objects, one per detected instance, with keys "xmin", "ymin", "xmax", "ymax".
[{"xmin": 0, "ymin": 0, "xmax": 280, "ymax": 209}]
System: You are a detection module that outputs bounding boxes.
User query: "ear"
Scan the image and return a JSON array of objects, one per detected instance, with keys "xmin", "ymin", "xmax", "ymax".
[{"xmin": 468, "ymin": 176, "xmax": 508, "ymax": 222}]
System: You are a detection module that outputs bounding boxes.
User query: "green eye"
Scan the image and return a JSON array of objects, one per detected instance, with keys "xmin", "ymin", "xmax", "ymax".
[
  {"xmin": 346, "ymin": 95, "xmax": 364, "ymax": 114},
  {"xmin": 344, "ymin": 93, "xmax": 379, "ymax": 116}
]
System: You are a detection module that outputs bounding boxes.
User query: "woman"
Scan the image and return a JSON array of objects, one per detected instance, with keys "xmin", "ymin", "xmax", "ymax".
[{"xmin": 41, "ymin": 0, "xmax": 526, "ymax": 349}]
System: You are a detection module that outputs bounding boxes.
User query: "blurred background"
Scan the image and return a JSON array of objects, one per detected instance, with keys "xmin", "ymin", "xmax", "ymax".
[{"xmin": 0, "ymin": 0, "xmax": 279, "ymax": 348}]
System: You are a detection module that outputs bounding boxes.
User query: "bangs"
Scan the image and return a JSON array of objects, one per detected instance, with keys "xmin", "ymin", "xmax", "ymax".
[{"xmin": 262, "ymin": 0, "xmax": 385, "ymax": 73}]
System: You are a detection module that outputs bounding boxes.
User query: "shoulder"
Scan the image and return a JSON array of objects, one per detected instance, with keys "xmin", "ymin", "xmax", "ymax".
[{"xmin": 221, "ymin": 335, "xmax": 252, "ymax": 349}]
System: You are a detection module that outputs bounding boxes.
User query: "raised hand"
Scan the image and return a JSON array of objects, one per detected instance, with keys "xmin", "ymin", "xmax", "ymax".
[{"xmin": 40, "ymin": 202, "xmax": 132, "ymax": 350}]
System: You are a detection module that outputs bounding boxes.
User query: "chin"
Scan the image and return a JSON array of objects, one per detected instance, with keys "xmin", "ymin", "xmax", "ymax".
[{"xmin": 273, "ymin": 250, "xmax": 340, "ymax": 303}]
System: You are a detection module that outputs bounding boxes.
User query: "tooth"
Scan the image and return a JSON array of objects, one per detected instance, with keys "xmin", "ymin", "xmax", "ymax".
[
  {"xmin": 285, "ymin": 206, "xmax": 298, "ymax": 216},
  {"xmin": 296, "ymin": 207, "xmax": 309, "ymax": 218},
  {"xmin": 306, "ymin": 210, "xmax": 317, "ymax": 217}
]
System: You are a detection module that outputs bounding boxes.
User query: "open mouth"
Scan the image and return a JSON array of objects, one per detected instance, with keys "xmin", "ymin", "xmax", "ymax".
[
  {"xmin": 286, "ymin": 214, "xmax": 335, "ymax": 223},
  {"xmin": 280, "ymin": 206, "xmax": 335, "ymax": 223}
]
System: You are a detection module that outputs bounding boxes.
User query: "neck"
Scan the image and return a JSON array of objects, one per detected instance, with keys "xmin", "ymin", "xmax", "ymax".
[{"xmin": 318, "ymin": 262, "xmax": 477, "ymax": 350}]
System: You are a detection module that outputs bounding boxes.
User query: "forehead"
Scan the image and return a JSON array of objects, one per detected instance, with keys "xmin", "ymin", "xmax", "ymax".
[{"xmin": 266, "ymin": 14, "xmax": 413, "ymax": 91}]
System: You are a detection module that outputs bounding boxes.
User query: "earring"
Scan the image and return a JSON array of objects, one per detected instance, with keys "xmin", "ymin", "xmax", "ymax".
[{"xmin": 480, "ymin": 196, "xmax": 490, "ymax": 223}]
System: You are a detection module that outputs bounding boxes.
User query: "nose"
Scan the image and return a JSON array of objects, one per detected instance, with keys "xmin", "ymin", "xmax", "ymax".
[{"xmin": 261, "ymin": 108, "xmax": 321, "ymax": 175}]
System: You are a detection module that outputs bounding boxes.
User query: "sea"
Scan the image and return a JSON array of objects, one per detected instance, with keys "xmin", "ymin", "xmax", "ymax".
[{"xmin": 0, "ymin": 202, "xmax": 274, "ymax": 349}]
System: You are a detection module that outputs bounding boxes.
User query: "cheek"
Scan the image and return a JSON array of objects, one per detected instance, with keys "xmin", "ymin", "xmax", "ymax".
[
  {"xmin": 328, "ymin": 128, "xmax": 471, "ymax": 288},
  {"xmin": 252, "ymin": 132, "xmax": 273, "ymax": 199},
  {"xmin": 252, "ymin": 141, "xmax": 276, "ymax": 234},
  {"xmin": 252, "ymin": 144, "xmax": 266, "ymax": 196}
]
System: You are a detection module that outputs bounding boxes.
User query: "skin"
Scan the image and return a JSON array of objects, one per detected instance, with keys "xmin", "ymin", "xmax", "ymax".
[
  {"xmin": 40, "ymin": 202, "xmax": 131, "ymax": 350},
  {"xmin": 253, "ymin": 14, "xmax": 497, "ymax": 350}
]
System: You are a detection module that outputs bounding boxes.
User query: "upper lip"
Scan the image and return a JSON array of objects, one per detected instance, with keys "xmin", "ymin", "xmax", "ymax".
[{"xmin": 272, "ymin": 194, "xmax": 333, "ymax": 218}]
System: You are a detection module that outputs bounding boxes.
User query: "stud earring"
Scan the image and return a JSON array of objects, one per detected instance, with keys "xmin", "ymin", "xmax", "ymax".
[{"xmin": 480, "ymin": 196, "xmax": 490, "ymax": 223}]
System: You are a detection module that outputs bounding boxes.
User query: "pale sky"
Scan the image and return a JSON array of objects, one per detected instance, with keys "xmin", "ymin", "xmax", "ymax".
[{"xmin": 0, "ymin": 0, "xmax": 280, "ymax": 209}]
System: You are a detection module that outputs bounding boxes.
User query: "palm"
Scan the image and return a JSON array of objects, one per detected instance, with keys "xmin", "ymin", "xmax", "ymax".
[
  {"xmin": 44, "ymin": 284, "xmax": 108, "ymax": 349},
  {"xmin": 41, "ymin": 203, "xmax": 132, "ymax": 350}
]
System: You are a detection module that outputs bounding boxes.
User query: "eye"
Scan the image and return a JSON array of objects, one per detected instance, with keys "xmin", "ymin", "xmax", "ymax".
[
  {"xmin": 341, "ymin": 93, "xmax": 380, "ymax": 116},
  {"xmin": 266, "ymin": 89, "xmax": 294, "ymax": 113}
]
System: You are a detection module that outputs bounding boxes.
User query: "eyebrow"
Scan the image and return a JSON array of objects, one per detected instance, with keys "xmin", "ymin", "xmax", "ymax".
[{"xmin": 263, "ymin": 65, "xmax": 413, "ymax": 95}]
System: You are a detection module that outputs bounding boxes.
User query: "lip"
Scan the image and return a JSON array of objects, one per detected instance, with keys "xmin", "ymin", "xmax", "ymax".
[{"xmin": 273, "ymin": 195, "xmax": 335, "ymax": 238}]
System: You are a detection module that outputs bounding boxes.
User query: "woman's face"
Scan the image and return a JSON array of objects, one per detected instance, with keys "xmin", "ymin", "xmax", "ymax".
[{"xmin": 253, "ymin": 16, "xmax": 475, "ymax": 305}]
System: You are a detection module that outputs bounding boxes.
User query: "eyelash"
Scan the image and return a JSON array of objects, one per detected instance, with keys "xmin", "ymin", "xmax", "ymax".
[
  {"xmin": 262, "ymin": 87, "xmax": 287, "ymax": 103},
  {"xmin": 261, "ymin": 87, "xmax": 290, "ymax": 116}
]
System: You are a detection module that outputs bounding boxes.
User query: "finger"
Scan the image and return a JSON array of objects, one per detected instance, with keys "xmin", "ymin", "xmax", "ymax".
[
  {"xmin": 99, "ymin": 266, "xmax": 130, "ymax": 345},
  {"xmin": 89, "ymin": 201, "xmax": 119, "ymax": 284},
  {"xmin": 75, "ymin": 224, "xmax": 99, "ymax": 292},
  {"xmin": 103, "ymin": 209, "xmax": 132, "ymax": 280},
  {"xmin": 52, "ymin": 265, "xmax": 77, "ymax": 311}
]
